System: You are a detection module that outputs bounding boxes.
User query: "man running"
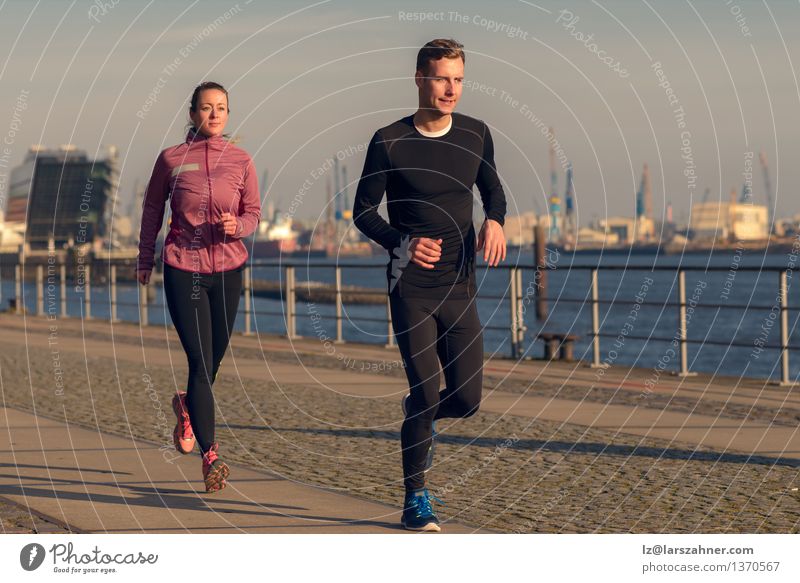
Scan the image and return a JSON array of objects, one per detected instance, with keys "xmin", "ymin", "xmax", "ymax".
[{"xmin": 353, "ymin": 38, "xmax": 507, "ymax": 532}]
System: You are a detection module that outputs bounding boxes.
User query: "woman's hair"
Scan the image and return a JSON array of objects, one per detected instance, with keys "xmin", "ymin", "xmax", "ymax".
[{"xmin": 186, "ymin": 81, "xmax": 232, "ymax": 139}]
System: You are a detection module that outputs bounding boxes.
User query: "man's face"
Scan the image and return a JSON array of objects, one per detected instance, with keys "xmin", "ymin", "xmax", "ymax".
[{"xmin": 415, "ymin": 57, "xmax": 464, "ymax": 116}]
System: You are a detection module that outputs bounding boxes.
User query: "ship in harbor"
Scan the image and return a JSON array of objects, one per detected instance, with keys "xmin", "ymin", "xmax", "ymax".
[{"xmin": 250, "ymin": 213, "xmax": 298, "ymax": 259}]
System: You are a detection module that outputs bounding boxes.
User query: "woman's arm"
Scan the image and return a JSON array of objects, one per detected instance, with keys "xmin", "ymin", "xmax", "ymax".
[
  {"xmin": 137, "ymin": 150, "xmax": 171, "ymax": 272},
  {"xmin": 233, "ymin": 158, "xmax": 261, "ymax": 238}
]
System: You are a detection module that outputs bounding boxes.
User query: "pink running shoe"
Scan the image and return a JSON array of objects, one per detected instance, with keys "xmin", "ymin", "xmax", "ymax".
[
  {"xmin": 172, "ymin": 391, "xmax": 196, "ymax": 455},
  {"xmin": 202, "ymin": 443, "xmax": 229, "ymax": 493}
]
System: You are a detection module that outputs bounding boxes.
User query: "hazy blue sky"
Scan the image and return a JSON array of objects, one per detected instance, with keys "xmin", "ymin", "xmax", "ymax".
[{"xmin": 1, "ymin": 0, "xmax": 799, "ymax": 228}]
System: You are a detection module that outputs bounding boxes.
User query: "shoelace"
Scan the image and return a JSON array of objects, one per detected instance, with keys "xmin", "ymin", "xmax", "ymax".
[
  {"xmin": 180, "ymin": 414, "xmax": 193, "ymax": 436},
  {"xmin": 410, "ymin": 489, "xmax": 445, "ymax": 517},
  {"xmin": 176, "ymin": 395, "xmax": 193, "ymax": 434},
  {"xmin": 203, "ymin": 444, "xmax": 219, "ymax": 468}
]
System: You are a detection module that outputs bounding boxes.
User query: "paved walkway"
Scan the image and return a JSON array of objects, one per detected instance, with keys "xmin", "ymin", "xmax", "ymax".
[
  {"xmin": 1, "ymin": 408, "xmax": 477, "ymax": 533},
  {"xmin": 1, "ymin": 312, "xmax": 798, "ymax": 533}
]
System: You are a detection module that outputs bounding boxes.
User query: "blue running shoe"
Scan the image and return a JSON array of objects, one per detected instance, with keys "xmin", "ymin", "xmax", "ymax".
[
  {"xmin": 401, "ymin": 488, "xmax": 443, "ymax": 532},
  {"xmin": 402, "ymin": 394, "xmax": 437, "ymax": 473}
]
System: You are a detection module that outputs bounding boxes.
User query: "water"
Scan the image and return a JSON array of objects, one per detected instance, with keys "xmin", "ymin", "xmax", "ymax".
[{"xmin": 3, "ymin": 249, "xmax": 798, "ymax": 381}]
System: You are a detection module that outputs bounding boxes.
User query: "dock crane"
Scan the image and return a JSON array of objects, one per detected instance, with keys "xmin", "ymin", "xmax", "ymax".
[
  {"xmin": 759, "ymin": 151, "xmax": 774, "ymax": 235},
  {"xmin": 548, "ymin": 128, "xmax": 560, "ymax": 242}
]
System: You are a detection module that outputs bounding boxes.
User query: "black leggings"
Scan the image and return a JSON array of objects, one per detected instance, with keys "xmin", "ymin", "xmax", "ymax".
[
  {"xmin": 163, "ymin": 263, "xmax": 243, "ymax": 454},
  {"xmin": 390, "ymin": 284, "xmax": 484, "ymax": 491}
]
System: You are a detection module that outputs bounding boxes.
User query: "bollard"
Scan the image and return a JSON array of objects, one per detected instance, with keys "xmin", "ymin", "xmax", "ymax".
[{"xmin": 534, "ymin": 224, "xmax": 548, "ymax": 319}]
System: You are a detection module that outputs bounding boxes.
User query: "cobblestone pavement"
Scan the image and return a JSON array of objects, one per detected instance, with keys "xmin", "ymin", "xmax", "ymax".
[
  {"xmin": 18, "ymin": 325, "xmax": 800, "ymax": 428},
  {"xmin": 1, "ymin": 337, "xmax": 798, "ymax": 533}
]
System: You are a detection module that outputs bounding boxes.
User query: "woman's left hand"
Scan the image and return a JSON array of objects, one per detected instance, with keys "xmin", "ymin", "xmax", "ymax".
[{"xmin": 219, "ymin": 212, "xmax": 239, "ymax": 236}]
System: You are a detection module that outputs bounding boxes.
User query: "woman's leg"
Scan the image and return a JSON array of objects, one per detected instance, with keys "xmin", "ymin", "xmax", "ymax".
[
  {"xmin": 163, "ymin": 265, "xmax": 216, "ymax": 453},
  {"xmin": 207, "ymin": 267, "xmax": 243, "ymax": 382}
]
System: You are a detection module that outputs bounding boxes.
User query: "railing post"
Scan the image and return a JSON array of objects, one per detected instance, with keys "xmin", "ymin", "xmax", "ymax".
[
  {"xmin": 84, "ymin": 264, "xmax": 91, "ymax": 319},
  {"xmin": 590, "ymin": 268, "xmax": 602, "ymax": 367},
  {"xmin": 335, "ymin": 266, "xmax": 344, "ymax": 343},
  {"xmin": 36, "ymin": 264, "xmax": 44, "ymax": 316},
  {"xmin": 15, "ymin": 264, "xmax": 22, "ymax": 314},
  {"xmin": 676, "ymin": 269, "xmax": 696, "ymax": 377},
  {"xmin": 243, "ymin": 265, "xmax": 252, "ymax": 335},
  {"xmin": 385, "ymin": 296, "xmax": 395, "ymax": 348},
  {"xmin": 285, "ymin": 265, "xmax": 298, "ymax": 339},
  {"xmin": 509, "ymin": 267, "xmax": 519, "ymax": 358},
  {"xmin": 110, "ymin": 264, "xmax": 118, "ymax": 322},
  {"xmin": 516, "ymin": 266, "xmax": 525, "ymax": 355},
  {"xmin": 138, "ymin": 277, "xmax": 148, "ymax": 327},
  {"xmin": 779, "ymin": 269, "xmax": 791, "ymax": 386},
  {"xmin": 60, "ymin": 263, "xmax": 67, "ymax": 318}
]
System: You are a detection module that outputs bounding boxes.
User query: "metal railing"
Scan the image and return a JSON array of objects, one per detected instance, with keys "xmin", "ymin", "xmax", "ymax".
[
  {"xmin": 579, "ymin": 265, "xmax": 796, "ymax": 386},
  {"xmin": 4, "ymin": 259, "xmax": 797, "ymax": 384}
]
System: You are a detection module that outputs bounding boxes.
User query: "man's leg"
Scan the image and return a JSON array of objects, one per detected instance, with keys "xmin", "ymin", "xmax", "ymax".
[
  {"xmin": 434, "ymin": 296, "xmax": 483, "ymax": 420},
  {"xmin": 390, "ymin": 293, "xmax": 442, "ymax": 492}
]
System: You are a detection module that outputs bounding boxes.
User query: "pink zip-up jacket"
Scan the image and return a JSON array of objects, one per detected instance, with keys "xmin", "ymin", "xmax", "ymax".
[{"xmin": 137, "ymin": 129, "xmax": 261, "ymax": 274}]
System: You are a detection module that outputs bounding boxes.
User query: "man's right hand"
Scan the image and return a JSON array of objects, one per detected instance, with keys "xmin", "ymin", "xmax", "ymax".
[
  {"xmin": 409, "ymin": 237, "xmax": 442, "ymax": 269},
  {"xmin": 136, "ymin": 268, "xmax": 152, "ymax": 285}
]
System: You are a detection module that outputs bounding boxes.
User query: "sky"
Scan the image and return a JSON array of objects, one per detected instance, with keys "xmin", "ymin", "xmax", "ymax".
[{"xmin": 1, "ymin": 0, "xmax": 799, "ymax": 229}]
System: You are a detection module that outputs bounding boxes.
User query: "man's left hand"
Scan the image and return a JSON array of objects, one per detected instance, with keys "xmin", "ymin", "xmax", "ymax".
[{"xmin": 476, "ymin": 219, "xmax": 506, "ymax": 267}]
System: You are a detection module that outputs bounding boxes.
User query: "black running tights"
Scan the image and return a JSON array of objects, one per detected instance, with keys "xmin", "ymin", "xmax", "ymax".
[
  {"xmin": 389, "ymin": 290, "xmax": 484, "ymax": 491},
  {"xmin": 163, "ymin": 263, "xmax": 242, "ymax": 454}
]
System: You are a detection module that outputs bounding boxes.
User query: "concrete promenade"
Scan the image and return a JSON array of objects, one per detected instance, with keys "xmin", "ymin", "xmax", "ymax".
[{"xmin": 1, "ymin": 312, "xmax": 798, "ymax": 533}]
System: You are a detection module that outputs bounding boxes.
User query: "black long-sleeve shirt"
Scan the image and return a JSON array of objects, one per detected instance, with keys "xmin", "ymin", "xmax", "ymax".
[{"xmin": 354, "ymin": 112, "xmax": 506, "ymax": 292}]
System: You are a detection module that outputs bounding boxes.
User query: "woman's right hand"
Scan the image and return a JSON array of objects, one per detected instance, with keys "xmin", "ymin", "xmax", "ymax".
[{"xmin": 136, "ymin": 268, "xmax": 152, "ymax": 285}]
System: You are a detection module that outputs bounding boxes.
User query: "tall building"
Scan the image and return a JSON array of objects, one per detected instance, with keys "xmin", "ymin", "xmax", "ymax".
[
  {"xmin": 634, "ymin": 163, "xmax": 655, "ymax": 242},
  {"xmin": 5, "ymin": 144, "xmax": 118, "ymax": 250},
  {"xmin": 635, "ymin": 163, "xmax": 653, "ymax": 221}
]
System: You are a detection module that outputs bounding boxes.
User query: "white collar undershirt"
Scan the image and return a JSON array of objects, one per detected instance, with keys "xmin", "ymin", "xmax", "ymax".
[{"xmin": 414, "ymin": 116, "xmax": 453, "ymax": 138}]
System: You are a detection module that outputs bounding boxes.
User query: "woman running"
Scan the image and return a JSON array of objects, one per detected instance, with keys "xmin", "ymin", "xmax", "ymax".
[{"xmin": 136, "ymin": 81, "xmax": 261, "ymax": 493}]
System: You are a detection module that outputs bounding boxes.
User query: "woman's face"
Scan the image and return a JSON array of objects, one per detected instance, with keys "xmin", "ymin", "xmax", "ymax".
[{"xmin": 189, "ymin": 89, "xmax": 228, "ymax": 137}]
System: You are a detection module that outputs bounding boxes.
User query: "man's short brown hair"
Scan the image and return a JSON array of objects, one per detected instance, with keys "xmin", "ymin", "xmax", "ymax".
[{"xmin": 416, "ymin": 39, "xmax": 465, "ymax": 74}]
